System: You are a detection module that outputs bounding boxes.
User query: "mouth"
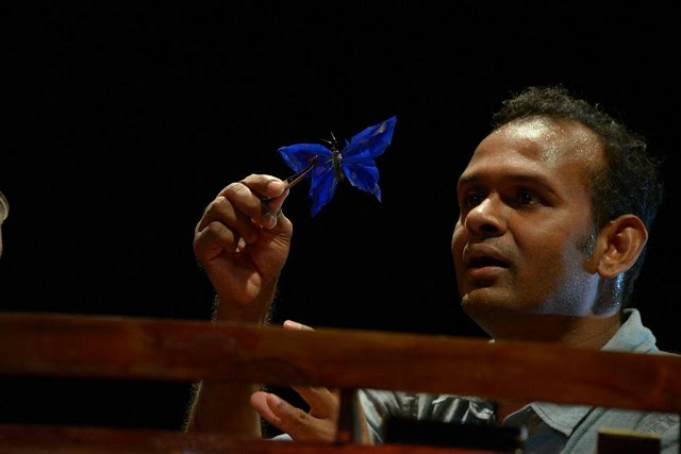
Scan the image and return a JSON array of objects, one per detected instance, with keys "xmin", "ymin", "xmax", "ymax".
[
  {"xmin": 463, "ymin": 245, "xmax": 510, "ymax": 270},
  {"xmin": 467, "ymin": 255, "xmax": 508, "ymax": 269}
]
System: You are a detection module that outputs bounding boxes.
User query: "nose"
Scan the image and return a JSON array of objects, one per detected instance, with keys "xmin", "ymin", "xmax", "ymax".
[{"xmin": 464, "ymin": 196, "xmax": 506, "ymax": 237}]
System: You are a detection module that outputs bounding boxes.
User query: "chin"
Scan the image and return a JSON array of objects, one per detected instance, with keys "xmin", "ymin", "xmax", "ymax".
[
  {"xmin": 460, "ymin": 289, "xmax": 510, "ymax": 309},
  {"xmin": 462, "ymin": 294, "xmax": 615, "ymax": 320},
  {"xmin": 461, "ymin": 294, "xmax": 510, "ymax": 320},
  {"xmin": 460, "ymin": 291, "xmax": 542, "ymax": 317}
]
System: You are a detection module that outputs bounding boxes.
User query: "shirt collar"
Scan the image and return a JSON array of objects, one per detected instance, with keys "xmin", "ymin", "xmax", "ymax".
[
  {"xmin": 601, "ymin": 308, "xmax": 659, "ymax": 354},
  {"xmin": 512, "ymin": 309, "xmax": 657, "ymax": 435}
]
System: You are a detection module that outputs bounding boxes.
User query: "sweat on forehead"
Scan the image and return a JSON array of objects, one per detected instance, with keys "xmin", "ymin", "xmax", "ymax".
[{"xmin": 485, "ymin": 117, "xmax": 605, "ymax": 166}]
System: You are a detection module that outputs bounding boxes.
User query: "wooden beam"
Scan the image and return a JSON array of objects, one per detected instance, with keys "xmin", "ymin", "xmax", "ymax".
[
  {"xmin": 0, "ymin": 312, "xmax": 680, "ymax": 414},
  {"xmin": 0, "ymin": 424, "xmax": 505, "ymax": 453}
]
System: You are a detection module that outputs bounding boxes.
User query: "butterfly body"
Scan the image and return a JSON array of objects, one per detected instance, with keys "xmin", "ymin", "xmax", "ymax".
[
  {"xmin": 278, "ymin": 116, "xmax": 396, "ymax": 216},
  {"xmin": 332, "ymin": 152, "xmax": 345, "ymax": 184},
  {"xmin": 322, "ymin": 135, "xmax": 346, "ymax": 184}
]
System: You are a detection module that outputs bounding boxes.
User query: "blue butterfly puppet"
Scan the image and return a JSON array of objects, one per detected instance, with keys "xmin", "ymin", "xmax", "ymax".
[{"xmin": 278, "ymin": 116, "xmax": 397, "ymax": 216}]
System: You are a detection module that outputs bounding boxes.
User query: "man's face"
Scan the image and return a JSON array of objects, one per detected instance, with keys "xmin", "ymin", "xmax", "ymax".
[{"xmin": 452, "ymin": 118, "xmax": 606, "ymax": 323}]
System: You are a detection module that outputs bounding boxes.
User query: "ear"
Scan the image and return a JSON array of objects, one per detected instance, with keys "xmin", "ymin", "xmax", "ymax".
[{"xmin": 595, "ymin": 215, "xmax": 648, "ymax": 279}]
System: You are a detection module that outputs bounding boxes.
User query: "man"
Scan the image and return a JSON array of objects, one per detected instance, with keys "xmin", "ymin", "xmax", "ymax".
[{"xmin": 185, "ymin": 86, "xmax": 679, "ymax": 452}]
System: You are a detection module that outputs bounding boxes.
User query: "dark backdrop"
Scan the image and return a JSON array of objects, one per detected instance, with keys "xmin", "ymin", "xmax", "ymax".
[{"xmin": 1, "ymin": 2, "xmax": 678, "ymax": 432}]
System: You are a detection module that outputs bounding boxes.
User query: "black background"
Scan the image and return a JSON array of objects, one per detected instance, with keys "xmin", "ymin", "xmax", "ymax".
[{"xmin": 1, "ymin": 2, "xmax": 678, "ymax": 432}]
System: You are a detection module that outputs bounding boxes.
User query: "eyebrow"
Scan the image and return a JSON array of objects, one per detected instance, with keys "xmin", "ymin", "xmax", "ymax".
[{"xmin": 457, "ymin": 173, "xmax": 560, "ymax": 197}]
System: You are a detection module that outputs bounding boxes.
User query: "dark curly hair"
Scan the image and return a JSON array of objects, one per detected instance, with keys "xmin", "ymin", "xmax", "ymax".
[{"xmin": 490, "ymin": 85, "xmax": 664, "ymax": 307}]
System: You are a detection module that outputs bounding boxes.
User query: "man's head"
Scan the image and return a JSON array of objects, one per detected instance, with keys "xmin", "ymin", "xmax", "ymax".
[
  {"xmin": 451, "ymin": 86, "xmax": 663, "ymax": 332},
  {"xmin": 0, "ymin": 191, "xmax": 8, "ymax": 259}
]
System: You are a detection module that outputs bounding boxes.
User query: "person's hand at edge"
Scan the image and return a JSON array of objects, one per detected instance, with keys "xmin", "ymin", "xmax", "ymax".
[{"xmin": 251, "ymin": 320, "xmax": 341, "ymax": 442}]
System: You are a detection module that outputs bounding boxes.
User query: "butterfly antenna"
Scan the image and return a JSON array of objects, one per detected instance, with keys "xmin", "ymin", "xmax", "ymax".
[{"xmin": 320, "ymin": 131, "xmax": 338, "ymax": 151}]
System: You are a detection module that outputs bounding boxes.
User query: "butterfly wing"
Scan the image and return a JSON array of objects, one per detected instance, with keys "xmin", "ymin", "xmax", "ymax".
[
  {"xmin": 340, "ymin": 116, "xmax": 397, "ymax": 200},
  {"xmin": 307, "ymin": 163, "xmax": 339, "ymax": 216},
  {"xmin": 278, "ymin": 143, "xmax": 330, "ymax": 173},
  {"xmin": 278, "ymin": 143, "xmax": 337, "ymax": 216}
]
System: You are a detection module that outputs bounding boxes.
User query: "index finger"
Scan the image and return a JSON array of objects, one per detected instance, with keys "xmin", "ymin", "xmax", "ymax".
[{"xmin": 232, "ymin": 174, "xmax": 287, "ymax": 201}]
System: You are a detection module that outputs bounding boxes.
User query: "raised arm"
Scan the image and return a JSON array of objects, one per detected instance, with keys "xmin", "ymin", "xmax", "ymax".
[{"xmin": 185, "ymin": 174, "xmax": 291, "ymax": 436}]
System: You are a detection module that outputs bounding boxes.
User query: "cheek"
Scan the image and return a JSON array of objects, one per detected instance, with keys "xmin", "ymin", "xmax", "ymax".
[
  {"xmin": 518, "ymin": 226, "xmax": 591, "ymax": 283},
  {"xmin": 451, "ymin": 223, "xmax": 465, "ymax": 259}
]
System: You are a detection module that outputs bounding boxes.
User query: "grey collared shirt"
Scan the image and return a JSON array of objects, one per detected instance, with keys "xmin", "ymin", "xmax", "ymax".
[{"xmin": 360, "ymin": 309, "xmax": 680, "ymax": 453}]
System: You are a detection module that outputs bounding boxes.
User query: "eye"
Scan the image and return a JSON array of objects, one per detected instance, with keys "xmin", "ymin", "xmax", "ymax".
[
  {"xmin": 462, "ymin": 192, "xmax": 484, "ymax": 208},
  {"xmin": 511, "ymin": 190, "xmax": 541, "ymax": 206}
]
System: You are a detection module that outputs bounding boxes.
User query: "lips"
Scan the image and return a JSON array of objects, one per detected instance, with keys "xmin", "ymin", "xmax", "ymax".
[{"xmin": 463, "ymin": 245, "xmax": 509, "ymax": 270}]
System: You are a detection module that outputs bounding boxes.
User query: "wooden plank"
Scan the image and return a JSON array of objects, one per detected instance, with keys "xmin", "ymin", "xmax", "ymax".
[
  {"xmin": 0, "ymin": 312, "xmax": 680, "ymax": 414},
  {"xmin": 0, "ymin": 425, "xmax": 508, "ymax": 454}
]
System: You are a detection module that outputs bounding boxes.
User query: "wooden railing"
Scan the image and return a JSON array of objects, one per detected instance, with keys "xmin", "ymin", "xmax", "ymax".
[{"xmin": 0, "ymin": 312, "xmax": 679, "ymax": 453}]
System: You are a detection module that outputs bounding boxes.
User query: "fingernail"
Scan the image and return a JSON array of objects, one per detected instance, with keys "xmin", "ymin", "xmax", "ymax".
[
  {"xmin": 262, "ymin": 212, "xmax": 277, "ymax": 229},
  {"xmin": 267, "ymin": 180, "xmax": 286, "ymax": 195},
  {"xmin": 284, "ymin": 320, "xmax": 312, "ymax": 331}
]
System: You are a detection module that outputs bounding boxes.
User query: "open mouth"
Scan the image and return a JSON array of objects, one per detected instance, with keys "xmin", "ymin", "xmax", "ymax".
[{"xmin": 467, "ymin": 256, "xmax": 508, "ymax": 269}]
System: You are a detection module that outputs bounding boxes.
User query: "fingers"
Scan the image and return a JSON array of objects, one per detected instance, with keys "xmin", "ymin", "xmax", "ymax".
[
  {"xmin": 291, "ymin": 385, "xmax": 340, "ymax": 420},
  {"xmin": 197, "ymin": 175, "xmax": 287, "ymax": 234},
  {"xmin": 282, "ymin": 320, "xmax": 314, "ymax": 331},
  {"xmin": 282, "ymin": 321, "xmax": 339, "ymax": 419},
  {"xmin": 237, "ymin": 174, "xmax": 289, "ymax": 226},
  {"xmin": 251, "ymin": 391, "xmax": 281, "ymax": 426},
  {"xmin": 193, "ymin": 174, "xmax": 292, "ymax": 262},
  {"xmin": 253, "ymin": 318, "xmax": 339, "ymax": 442},
  {"xmin": 251, "ymin": 391, "xmax": 337, "ymax": 442},
  {"xmin": 193, "ymin": 197, "xmax": 254, "ymax": 262}
]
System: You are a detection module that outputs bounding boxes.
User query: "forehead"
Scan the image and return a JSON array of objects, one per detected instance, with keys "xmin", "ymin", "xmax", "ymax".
[{"xmin": 460, "ymin": 117, "xmax": 603, "ymax": 185}]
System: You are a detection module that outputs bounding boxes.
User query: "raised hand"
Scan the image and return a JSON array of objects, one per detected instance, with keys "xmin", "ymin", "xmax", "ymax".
[{"xmin": 193, "ymin": 174, "xmax": 292, "ymax": 322}]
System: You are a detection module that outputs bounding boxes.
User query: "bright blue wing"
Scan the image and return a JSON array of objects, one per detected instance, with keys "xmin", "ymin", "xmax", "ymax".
[
  {"xmin": 340, "ymin": 116, "xmax": 396, "ymax": 200},
  {"xmin": 308, "ymin": 163, "xmax": 339, "ymax": 216},
  {"xmin": 278, "ymin": 143, "xmax": 331, "ymax": 173},
  {"xmin": 344, "ymin": 116, "xmax": 396, "ymax": 159},
  {"xmin": 342, "ymin": 160, "xmax": 382, "ymax": 200}
]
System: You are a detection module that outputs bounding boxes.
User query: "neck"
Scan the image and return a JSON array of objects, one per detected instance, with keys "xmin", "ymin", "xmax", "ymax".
[{"xmin": 472, "ymin": 310, "xmax": 622, "ymax": 349}]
